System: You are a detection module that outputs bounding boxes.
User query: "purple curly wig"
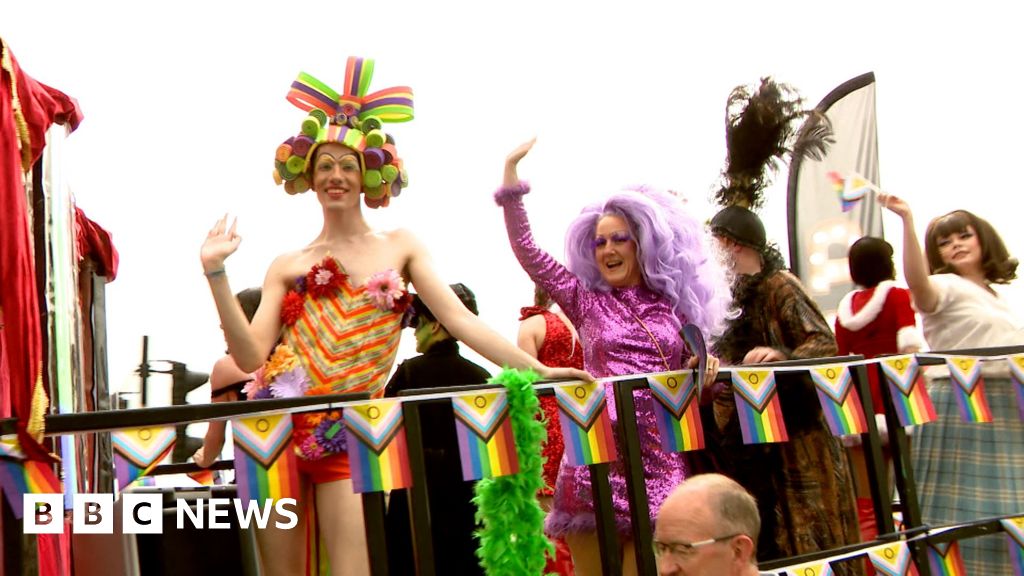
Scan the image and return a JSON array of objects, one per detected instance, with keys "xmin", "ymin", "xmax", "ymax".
[{"xmin": 564, "ymin": 187, "xmax": 732, "ymax": 338}]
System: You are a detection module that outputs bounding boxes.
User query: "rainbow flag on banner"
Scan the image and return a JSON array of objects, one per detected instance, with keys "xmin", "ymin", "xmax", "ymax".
[
  {"xmin": 945, "ymin": 356, "xmax": 993, "ymax": 423},
  {"xmin": 232, "ymin": 414, "xmax": 300, "ymax": 502},
  {"xmin": 868, "ymin": 541, "xmax": 919, "ymax": 576},
  {"xmin": 880, "ymin": 355, "xmax": 936, "ymax": 426},
  {"xmin": 0, "ymin": 458, "xmax": 61, "ymax": 519},
  {"xmin": 452, "ymin": 391, "xmax": 519, "ymax": 481},
  {"xmin": 783, "ymin": 562, "xmax": 834, "ymax": 576},
  {"xmin": 1002, "ymin": 516, "xmax": 1024, "ymax": 576},
  {"xmin": 554, "ymin": 382, "xmax": 617, "ymax": 466},
  {"xmin": 1006, "ymin": 354, "xmax": 1024, "ymax": 421},
  {"xmin": 112, "ymin": 426, "xmax": 176, "ymax": 491},
  {"xmin": 345, "ymin": 400, "xmax": 413, "ymax": 493},
  {"xmin": 731, "ymin": 370, "xmax": 788, "ymax": 444},
  {"xmin": 927, "ymin": 541, "xmax": 966, "ymax": 576},
  {"xmin": 809, "ymin": 365, "xmax": 869, "ymax": 436},
  {"xmin": 647, "ymin": 371, "xmax": 704, "ymax": 451}
]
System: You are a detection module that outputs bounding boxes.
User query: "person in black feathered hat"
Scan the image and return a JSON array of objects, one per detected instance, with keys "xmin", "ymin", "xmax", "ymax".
[{"xmin": 702, "ymin": 78, "xmax": 864, "ymax": 573}]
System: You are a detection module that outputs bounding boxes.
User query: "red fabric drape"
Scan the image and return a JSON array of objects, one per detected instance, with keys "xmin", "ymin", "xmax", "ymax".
[
  {"xmin": 0, "ymin": 38, "xmax": 82, "ymax": 457},
  {"xmin": 74, "ymin": 206, "xmax": 119, "ymax": 281}
]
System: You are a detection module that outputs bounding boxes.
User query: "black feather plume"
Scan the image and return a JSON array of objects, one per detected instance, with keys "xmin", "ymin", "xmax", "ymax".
[{"xmin": 715, "ymin": 78, "xmax": 833, "ymax": 210}]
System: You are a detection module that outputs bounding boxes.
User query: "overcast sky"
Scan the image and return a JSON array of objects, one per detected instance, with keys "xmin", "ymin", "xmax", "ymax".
[{"xmin": 4, "ymin": 1, "xmax": 1023, "ymax": 409}]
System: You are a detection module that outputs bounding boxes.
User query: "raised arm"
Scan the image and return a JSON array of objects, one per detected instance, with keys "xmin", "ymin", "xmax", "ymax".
[
  {"xmin": 497, "ymin": 140, "xmax": 582, "ymax": 315},
  {"xmin": 401, "ymin": 229, "xmax": 591, "ymax": 382},
  {"xmin": 879, "ymin": 193, "xmax": 939, "ymax": 313},
  {"xmin": 201, "ymin": 216, "xmax": 285, "ymax": 372}
]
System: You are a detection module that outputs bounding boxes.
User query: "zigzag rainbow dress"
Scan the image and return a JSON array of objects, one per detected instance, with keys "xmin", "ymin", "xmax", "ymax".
[{"xmin": 270, "ymin": 257, "xmax": 408, "ymax": 482}]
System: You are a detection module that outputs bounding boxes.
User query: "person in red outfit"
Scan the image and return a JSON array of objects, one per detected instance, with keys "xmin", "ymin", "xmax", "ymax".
[
  {"xmin": 518, "ymin": 285, "xmax": 584, "ymax": 576},
  {"xmin": 834, "ymin": 236, "xmax": 922, "ymax": 545}
]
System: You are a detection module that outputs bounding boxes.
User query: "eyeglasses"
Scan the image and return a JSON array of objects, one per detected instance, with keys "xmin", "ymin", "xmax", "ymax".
[{"xmin": 652, "ymin": 534, "xmax": 742, "ymax": 559}]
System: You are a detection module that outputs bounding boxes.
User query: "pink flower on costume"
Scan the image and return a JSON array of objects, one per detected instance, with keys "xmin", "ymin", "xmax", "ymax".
[
  {"xmin": 366, "ymin": 270, "xmax": 407, "ymax": 312},
  {"xmin": 268, "ymin": 367, "xmax": 311, "ymax": 398},
  {"xmin": 242, "ymin": 369, "xmax": 269, "ymax": 400}
]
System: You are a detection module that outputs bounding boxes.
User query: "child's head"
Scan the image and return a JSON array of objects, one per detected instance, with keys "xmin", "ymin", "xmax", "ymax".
[{"xmin": 848, "ymin": 237, "xmax": 895, "ymax": 288}]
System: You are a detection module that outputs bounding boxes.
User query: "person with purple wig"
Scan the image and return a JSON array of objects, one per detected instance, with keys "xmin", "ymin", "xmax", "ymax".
[{"xmin": 494, "ymin": 139, "xmax": 732, "ymax": 575}]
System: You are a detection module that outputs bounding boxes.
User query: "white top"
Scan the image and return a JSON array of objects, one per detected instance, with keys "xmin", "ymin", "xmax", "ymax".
[{"xmin": 922, "ymin": 273, "xmax": 1024, "ymax": 351}]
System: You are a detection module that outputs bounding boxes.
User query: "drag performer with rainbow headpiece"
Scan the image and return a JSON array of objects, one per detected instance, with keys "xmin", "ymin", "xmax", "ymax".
[{"xmin": 201, "ymin": 57, "xmax": 589, "ymax": 576}]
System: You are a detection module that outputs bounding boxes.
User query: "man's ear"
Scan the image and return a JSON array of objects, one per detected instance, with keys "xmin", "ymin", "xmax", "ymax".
[
  {"xmin": 732, "ymin": 534, "xmax": 756, "ymax": 564},
  {"xmin": 429, "ymin": 321, "xmax": 443, "ymax": 335}
]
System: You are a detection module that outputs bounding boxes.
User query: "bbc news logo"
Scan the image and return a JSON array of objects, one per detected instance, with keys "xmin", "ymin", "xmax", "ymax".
[{"xmin": 23, "ymin": 494, "xmax": 298, "ymax": 534}]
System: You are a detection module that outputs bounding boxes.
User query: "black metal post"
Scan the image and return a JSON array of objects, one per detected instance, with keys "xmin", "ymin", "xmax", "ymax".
[
  {"xmin": 401, "ymin": 398, "xmax": 436, "ymax": 576},
  {"xmin": 362, "ymin": 492, "xmax": 389, "ymax": 576},
  {"xmin": 851, "ymin": 362, "xmax": 894, "ymax": 535},
  {"xmin": 612, "ymin": 378, "xmax": 656, "ymax": 575},
  {"xmin": 589, "ymin": 462, "xmax": 622, "ymax": 575}
]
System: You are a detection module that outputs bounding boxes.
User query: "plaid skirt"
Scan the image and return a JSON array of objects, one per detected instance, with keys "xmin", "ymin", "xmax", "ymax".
[{"xmin": 910, "ymin": 373, "xmax": 1024, "ymax": 574}]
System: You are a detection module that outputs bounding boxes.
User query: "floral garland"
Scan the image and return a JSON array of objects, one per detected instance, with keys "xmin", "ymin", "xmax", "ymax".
[{"xmin": 473, "ymin": 368, "xmax": 553, "ymax": 575}]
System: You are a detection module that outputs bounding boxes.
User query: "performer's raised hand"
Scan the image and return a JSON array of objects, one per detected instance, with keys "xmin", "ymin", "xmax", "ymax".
[
  {"xmin": 201, "ymin": 214, "xmax": 241, "ymax": 274},
  {"xmin": 503, "ymin": 138, "xmax": 537, "ymax": 188},
  {"xmin": 878, "ymin": 192, "xmax": 912, "ymax": 220}
]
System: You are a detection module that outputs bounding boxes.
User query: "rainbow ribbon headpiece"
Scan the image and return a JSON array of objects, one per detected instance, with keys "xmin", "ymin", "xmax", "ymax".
[{"xmin": 273, "ymin": 57, "xmax": 414, "ymax": 208}]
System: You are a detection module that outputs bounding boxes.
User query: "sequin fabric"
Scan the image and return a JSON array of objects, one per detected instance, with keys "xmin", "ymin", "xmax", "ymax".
[
  {"xmin": 520, "ymin": 306, "xmax": 584, "ymax": 496},
  {"xmin": 500, "ymin": 188, "xmax": 690, "ymax": 537}
]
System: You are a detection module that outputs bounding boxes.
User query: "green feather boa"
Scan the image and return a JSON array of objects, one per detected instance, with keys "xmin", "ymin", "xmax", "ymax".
[{"xmin": 473, "ymin": 368, "xmax": 554, "ymax": 575}]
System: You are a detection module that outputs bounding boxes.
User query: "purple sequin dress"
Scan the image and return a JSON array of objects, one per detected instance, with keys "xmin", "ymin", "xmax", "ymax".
[{"xmin": 498, "ymin": 185, "xmax": 689, "ymax": 537}]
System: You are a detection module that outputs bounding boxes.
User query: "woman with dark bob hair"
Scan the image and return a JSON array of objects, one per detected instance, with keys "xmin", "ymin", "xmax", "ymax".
[
  {"xmin": 834, "ymin": 237, "xmax": 923, "ymax": 542},
  {"xmin": 879, "ymin": 195, "xmax": 1023, "ymax": 574}
]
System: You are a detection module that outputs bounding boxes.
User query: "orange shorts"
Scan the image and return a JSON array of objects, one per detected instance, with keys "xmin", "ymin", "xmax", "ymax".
[
  {"xmin": 291, "ymin": 413, "xmax": 350, "ymax": 484},
  {"xmin": 295, "ymin": 450, "xmax": 350, "ymax": 484}
]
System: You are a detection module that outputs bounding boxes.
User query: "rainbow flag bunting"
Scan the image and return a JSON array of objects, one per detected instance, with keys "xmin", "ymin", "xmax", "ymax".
[
  {"xmin": 0, "ymin": 458, "xmax": 61, "ymax": 519},
  {"xmin": 112, "ymin": 426, "xmax": 176, "ymax": 492},
  {"xmin": 0, "ymin": 435, "xmax": 25, "ymax": 459},
  {"xmin": 809, "ymin": 365, "xmax": 869, "ymax": 436},
  {"xmin": 879, "ymin": 355, "xmax": 937, "ymax": 426},
  {"xmin": 731, "ymin": 370, "xmax": 788, "ymax": 444},
  {"xmin": 452, "ymin": 391, "xmax": 520, "ymax": 481},
  {"xmin": 647, "ymin": 371, "xmax": 704, "ymax": 451},
  {"xmin": 828, "ymin": 171, "xmax": 879, "ymax": 212},
  {"xmin": 232, "ymin": 414, "xmax": 300, "ymax": 502},
  {"xmin": 945, "ymin": 356, "xmax": 993, "ymax": 423},
  {"xmin": 187, "ymin": 469, "xmax": 217, "ymax": 486},
  {"xmin": 783, "ymin": 561, "xmax": 834, "ymax": 576},
  {"xmin": 345, "ymin": 400, "xmax": 413, "ymax": 493},
  {"xmin": 554, "ymin": 382, "xmax": 617, "ymax": 466},
  {"xmin": 1006, "ymin": 354, "xmax": 1024, "ymax": 421},
  {"xmin": 927, "ymin": 541, "xmax": 966, "ymax": 576},
  {"xmin": 1002, "ymin": 516, "xmax": 1024, "ymax": 576},
  {"xmin": 867, "ymin": 541, "xmax": 919, "ymax": 576}
]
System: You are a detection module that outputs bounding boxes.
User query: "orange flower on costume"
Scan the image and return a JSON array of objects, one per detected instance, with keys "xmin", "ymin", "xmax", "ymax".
[{"xmin": 264, "ymin": 344, "xmax": 300, "ymax": 381}]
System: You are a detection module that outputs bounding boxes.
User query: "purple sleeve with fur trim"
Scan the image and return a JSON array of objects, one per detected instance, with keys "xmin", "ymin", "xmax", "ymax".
[{"xmin": 495, "ymin": 182, "xmax": 582, "ymax": 316}]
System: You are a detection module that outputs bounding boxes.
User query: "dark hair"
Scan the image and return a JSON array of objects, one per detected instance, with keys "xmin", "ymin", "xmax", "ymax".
[
  {"xmin": 409, "ymin": 283, "xmax": 479, "ymax": 325},
  {"xmin": 924, "ymin": 210, "xmax": 1017, "ymax": 284},
  {"xmin": 848, "ymin": 237, "xmax": 895, "ymax": 288},
  {"xmin": 236, "ymin": 288, "xmax": 262, "ymax": 322},
  {"xmin": 534, "ymin": 285, "xmax": 552, "ymax": 308}
]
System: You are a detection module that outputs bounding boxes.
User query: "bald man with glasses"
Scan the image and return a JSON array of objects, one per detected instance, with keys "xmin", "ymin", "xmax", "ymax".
[{"xmin": 654, "ymin": 474, "xmax": 773, "ymax": 576}]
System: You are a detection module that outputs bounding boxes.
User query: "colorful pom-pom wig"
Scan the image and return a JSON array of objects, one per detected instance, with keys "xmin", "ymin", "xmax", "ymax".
[{"xmin": 273, "ymin": 57, "xmax": 413, "ymax": 208}]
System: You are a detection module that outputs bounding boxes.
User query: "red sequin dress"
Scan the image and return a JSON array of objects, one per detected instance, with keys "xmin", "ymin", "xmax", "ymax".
[
  {"xmin": 520, "ymin": 306, "xmax": 584, "ymax": 495},
  {"xmin": 520, "ymin": 306, "xmax": 583, "ymax": 576}
]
